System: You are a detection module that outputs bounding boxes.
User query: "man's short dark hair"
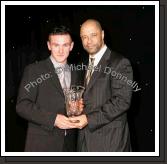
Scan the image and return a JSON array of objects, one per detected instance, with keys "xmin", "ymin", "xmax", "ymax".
[{"xmin": 48, "ymin": 25, "xmax": 72, "ymax": 41}]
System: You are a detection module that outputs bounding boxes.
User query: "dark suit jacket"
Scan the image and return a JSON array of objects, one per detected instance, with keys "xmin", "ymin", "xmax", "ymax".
[
  {"xmin": 16, "ymin": 57, "xmax": 80, "ymax": 152},
  {"xmin": 78, "ymin": 48, "xmax": 133, "ymax": 152}
]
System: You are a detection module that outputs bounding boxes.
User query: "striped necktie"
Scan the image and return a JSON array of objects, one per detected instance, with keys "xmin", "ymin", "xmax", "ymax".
[{"xmin": 86, "ymin": 57, "xmax": 95, "ymax": 86}]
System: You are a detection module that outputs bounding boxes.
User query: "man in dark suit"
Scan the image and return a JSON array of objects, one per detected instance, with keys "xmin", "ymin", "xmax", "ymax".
[
  {"xmin": 70, "ymin": 19, "xmax": 133, "ymax": 151},
  {"xmin": 16, "ymin": 25, "xmax": 82, "ymax": 152}
]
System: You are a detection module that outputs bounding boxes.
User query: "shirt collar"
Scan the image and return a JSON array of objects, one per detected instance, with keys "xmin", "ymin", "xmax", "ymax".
[
  {"xmin": 89, "ymin": 44, "xmax": 107, "ymax": 66},
  {"xmin": 50, "ymin": 55, "xmax": 67, "ymax": 69}
]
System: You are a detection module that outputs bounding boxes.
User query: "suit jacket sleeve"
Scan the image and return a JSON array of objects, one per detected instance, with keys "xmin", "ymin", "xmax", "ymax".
[
  {"xmin": 16, "ymin": 65, "xmax": 56, "ymax": 131},
  {"xmin": 86, "ymin": 58, "xmax": 133, "ymax": 132}
]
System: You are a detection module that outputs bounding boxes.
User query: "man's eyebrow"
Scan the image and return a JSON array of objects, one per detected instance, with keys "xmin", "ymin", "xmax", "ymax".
[
  {"xmin": 80, "ymin": 33, "xmax": 96, "ymax": 36},
  {"xmin": 52, "ymin": 42, "xmax": 71, "ymax": 44},
  {"xmin": 63, "ymin": 43, "xmax": 71, "ymax": 45}
]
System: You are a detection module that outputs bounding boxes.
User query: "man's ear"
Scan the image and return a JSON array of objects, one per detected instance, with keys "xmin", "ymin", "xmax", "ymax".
[
  {"xmin": 102, "ymin": 30, "xmax": 104, "ymax": 40},
  {"xmin": 47, "ymin": 41, "xmax": 51, "ymax": 51},
  {"xmin": 70, "ymin": 42, "xmax": 74, "ymax": 51}
]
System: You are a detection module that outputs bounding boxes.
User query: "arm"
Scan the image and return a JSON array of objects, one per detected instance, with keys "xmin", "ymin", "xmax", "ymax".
[
  {"xmin": 16, "ymin": 65, "xmax": 56, "ymax": 131},
  {"xmin": 70, "ymin": 58, "xmax": 133, "ymax": 131},
  {"xmin": 87, "ymin": 58, "xmax": 133, "ymax": 131},
  {"xmin": 16, "ymin": 65, "xmax": 77, "ymax": 131}
]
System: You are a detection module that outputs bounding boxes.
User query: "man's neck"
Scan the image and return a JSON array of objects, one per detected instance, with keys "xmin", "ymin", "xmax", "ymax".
[
  {"xmin": 89, "ymin": 44, "xmax": 105, "ymax": 57},
  {"xmin": 50, "ymin": 55, "xmax": 67, "ymax": 67}
]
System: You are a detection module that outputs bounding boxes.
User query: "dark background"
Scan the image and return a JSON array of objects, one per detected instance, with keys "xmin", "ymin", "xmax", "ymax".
[{"xmin": 5, "ymin": 5, "xmax": 155, "ymax": 152}]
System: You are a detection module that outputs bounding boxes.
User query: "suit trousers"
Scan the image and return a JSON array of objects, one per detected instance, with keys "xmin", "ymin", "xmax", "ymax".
[
  {"xmin": 63, "ymin": 130, "xmax": 77, "ymax": 152},
  {"xmin": 78, "ymin": 136, "xmax": 88, "ymax": 152}
]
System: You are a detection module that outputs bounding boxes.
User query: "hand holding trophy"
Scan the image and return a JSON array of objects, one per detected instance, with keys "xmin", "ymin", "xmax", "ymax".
[{"xmin": 63, "ymin": 85, "xmax": 85, "ymax": 122}]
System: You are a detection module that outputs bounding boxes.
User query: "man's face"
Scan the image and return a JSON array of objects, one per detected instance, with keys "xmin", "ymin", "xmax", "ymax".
[
  {"xmin": 47, "ymin": 34, "xmax": 74, "ymax": 64},
  {"xmin": 80, "ymin": 22, "xmax": 104, "ymax": 55}
]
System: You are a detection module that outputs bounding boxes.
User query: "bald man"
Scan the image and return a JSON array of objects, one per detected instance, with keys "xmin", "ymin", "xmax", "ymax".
[{"xmin": 70, "ymin": 19, "xmax": 133, "ymax": 152}]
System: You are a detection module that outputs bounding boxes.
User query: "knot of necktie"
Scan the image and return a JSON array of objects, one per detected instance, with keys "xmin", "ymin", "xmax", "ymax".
[
  {"xmin": 89, "ymin": 57, "xmax": 95, "ymax": 68},
  {"xmin": 57, "ymin": 67, "xmax": 67, "ymax": 89}
]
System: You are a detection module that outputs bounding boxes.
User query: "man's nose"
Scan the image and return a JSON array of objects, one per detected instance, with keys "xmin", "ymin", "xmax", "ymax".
[
  {"xmin": 87, "ymin": 37, "xmax": 92, "ymax": 44},
  {"xmin": 59, "ymin": 46, "xmax": 64, "ymax": 53}
]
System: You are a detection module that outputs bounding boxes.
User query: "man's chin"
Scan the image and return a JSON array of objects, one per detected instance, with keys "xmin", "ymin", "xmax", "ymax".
[
  {"xmin": 88, "ymin": 51, "xmax": 97, "ymax": 56},
  {"xmin": 86, "ymin": 49, "xmax": 96, "ymax": 55},
  {"xmin": 55, "ymin": 59, "xmax": 67, "ymax": 64}
]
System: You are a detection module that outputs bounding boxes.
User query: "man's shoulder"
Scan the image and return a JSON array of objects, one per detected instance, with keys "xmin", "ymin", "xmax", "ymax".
[
  {"xmin": 108, "ymin": 49, "xmax": 131, "ymax": 67},
  {"xmin": 25, "ymin": 58, "xmax": 49, "ymax": 70},
  {"xmin": 109, "ymin": 49, "xmax": 124, "ymax": 60}
]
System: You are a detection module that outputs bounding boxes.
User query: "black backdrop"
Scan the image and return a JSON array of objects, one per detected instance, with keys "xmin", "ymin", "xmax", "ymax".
[{"xmin": 5, "ymin": 5, "xmax": 155, "ymax": 152}]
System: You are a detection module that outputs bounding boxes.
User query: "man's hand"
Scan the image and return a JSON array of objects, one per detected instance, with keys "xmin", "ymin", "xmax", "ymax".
[
  {"xmin": 54, "ymin": 114, "xmax": 77, "ymax": 129},
  {"xmin": 69, "ymin": 114, "xmax": 88, "ymax": 129},
  {"xmin": 78, "ymin": 98, "xmax": 84, "ymax": 114}
]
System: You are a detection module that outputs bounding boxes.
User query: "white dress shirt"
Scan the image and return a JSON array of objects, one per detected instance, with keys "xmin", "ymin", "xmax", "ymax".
[{"xmin": 88, "ymin": 44, "xmax": 107, "ymax": 74}]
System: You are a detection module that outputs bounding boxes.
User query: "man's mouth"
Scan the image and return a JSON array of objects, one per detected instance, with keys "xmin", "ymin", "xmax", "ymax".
[
  {"xmin": 87, "ymin": 46, "xmax": 94, "ymax": 49},
  {"xmin": 57, "ymin": 55, "xmax": 64, "ymax": 57}
]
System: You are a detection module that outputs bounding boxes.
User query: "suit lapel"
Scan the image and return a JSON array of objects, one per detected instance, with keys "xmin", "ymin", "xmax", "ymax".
[
  {"xmin": 85, "ymin": 48, "xmax": 111, "ymax": 95},
  {"xmin": 44, "ymin": 58, "xmax": 64, "ymax": 97}
]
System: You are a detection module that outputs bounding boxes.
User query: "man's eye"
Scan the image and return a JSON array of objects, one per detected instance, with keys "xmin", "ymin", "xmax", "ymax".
[
  {"xmin": 92, "ymin": 33, "xmax": 97, "ymax": 37},
  {"xmin": 81, "ymin": 36, "xmax": 87, "ymax": 40},
  {"xmin": 53, "ymin": 44, "xmax": 59, "ymax": 47},
  {"xmin": 64, "ymin": 44, "xmax": 70, "ymax": 47}
]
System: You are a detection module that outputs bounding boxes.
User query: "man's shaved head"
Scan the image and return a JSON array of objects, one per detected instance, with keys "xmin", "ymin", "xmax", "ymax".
[
  {"xmin": 80, "ymin": 19, "xmax": 104, "ymax": 55},
  {"xmin": 80, "ymin": 19, "xmax": 103, "ymax": 32}
]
